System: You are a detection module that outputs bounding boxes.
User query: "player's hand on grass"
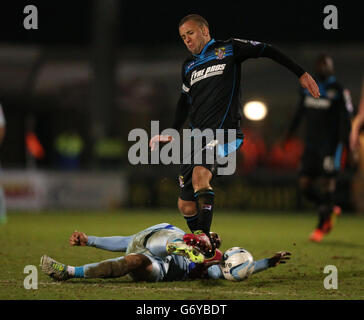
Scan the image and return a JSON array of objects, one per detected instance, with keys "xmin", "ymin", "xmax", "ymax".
[
  {"xmin": 69, "ymin": 230, "xmax": 88, "ymax": 246},
  {"xmin": 149, "ymin": 135, "xmax": 174, "ymax": 151},
  {"xmin": 268, "ymin": 251, "xmax": 291, "ymax": 267},
  {"xmin": 299, "ymin": 72, "xmax": 320, "ymax": 98}
]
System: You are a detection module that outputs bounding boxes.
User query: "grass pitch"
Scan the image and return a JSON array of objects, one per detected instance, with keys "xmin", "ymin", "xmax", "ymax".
[{"xmin": 0, "ymin": 209, "xmax": 363, "ymax": 300}]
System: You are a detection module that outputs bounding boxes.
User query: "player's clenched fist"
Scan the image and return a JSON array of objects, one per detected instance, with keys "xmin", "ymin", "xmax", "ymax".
[{"xmin": 69, "ymin": 230, "xmax": 88, "ymax": 246}]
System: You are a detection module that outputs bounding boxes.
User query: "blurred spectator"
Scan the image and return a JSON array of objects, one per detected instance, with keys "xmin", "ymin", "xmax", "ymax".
[
  {"xmin": 0, "ymin": 102, "xmax": 6, "ymax": 225},
  {"xmin": 54, "ymin": 129, "xmax": 84, "ymax": 170},
  {"xmin": 24, "ymin": 114, "xmax": 45, "ymax": 169},
  {"xmin": 268, "ymin": 137, "xmax": 304, "ymax": 171},
  {"xmin": 238, "ymin": 129, "xmax": 267, "ymax": 173},
  {"xmin": 93, "ymin": 135, "xmax": 126, "ymax": 170},
  {"xmin": 25, "ymin": 131, "xmax": 45, "ymax": 160}
]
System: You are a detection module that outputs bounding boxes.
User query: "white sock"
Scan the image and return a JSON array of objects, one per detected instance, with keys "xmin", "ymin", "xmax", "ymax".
[{"xmin": 67, "ymin": 266, "xmax": 75, "ymax": 276}]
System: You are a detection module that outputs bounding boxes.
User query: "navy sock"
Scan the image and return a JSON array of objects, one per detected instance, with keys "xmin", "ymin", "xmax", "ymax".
[
  {"xmin": 194, "ymin": 188, "xmax": 215, "ymax": 250},
  {"xmin": 184, "ymin": 214, "xmax": 200, "ymax": 233},
  {"xmin": 302, "ymin": 185, "xmax": 322, "ymax": 205},
  {"xmin": 317, "ymin": 191, "xmax": 335, "ymax": 229}
]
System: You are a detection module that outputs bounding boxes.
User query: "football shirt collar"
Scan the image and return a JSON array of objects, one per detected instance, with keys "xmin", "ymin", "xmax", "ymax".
[{"xmin": 193, "ymin": 38, "xmax": 216, "ymax": 59}]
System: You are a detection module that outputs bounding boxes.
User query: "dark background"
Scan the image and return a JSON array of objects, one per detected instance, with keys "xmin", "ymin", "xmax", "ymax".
[
  {"xmin": 0, "ymin": 1, "xmax": 363, "ymax": 211},
  {"xmin": 1, "ymin": 1, "xmax": 362, "ymax": 45}
]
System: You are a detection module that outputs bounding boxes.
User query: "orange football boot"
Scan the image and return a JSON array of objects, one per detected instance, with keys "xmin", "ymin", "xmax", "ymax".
[{"xmin": 309, "ymin": 228, "xmax": 324, "ymax": 242}]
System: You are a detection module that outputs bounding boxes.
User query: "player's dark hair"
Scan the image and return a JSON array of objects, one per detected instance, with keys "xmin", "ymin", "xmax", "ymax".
[
  {"xmin": 315, "ymin": 53, "xmax": 334, "ymax": 76},
  {"xmin": 179, "ymin": 14, "xmax": 209, "ymax": 29},
  {"xmin": 316, "ymin": 53, "xmax": 332, "ymax": 64}
]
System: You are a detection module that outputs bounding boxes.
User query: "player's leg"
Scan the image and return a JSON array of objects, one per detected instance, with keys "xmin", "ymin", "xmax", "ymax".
[
  {"xmin": 299, "ymin": 175, "xmax": 328, "ymax": 241},
  {"xmin": 136, "ymin": 221, "xmax": 205, "ymax": 263},
  {"xmin": 299, "ymin": 175, "xmax": 321, "ymax": 205},
  {"xmin": 309, "ymin": 150, "xmax": 341, "ymax": 241},
  {"xmin": 319, "ymin": 148, "xmax": 343, "ymax": 234},
  {"xmin": 179, "ymin": 168, "xmax": 214, "ymax": 224},
  {"xmin": 191, "ymin": 165, "xmax": 215, "ymax": 250},
  {"xmin": 308, "ymin": 177, "xmax": 337, "ymax": 242},
  {"xmin": 82, "ymin": 254, "xmax": 152, "ymax": 279},
  {"xmin": 298, "ymin": 148, "xmax": 326, "ymax": 241},
  {"xmin": 317, "ymin": 176, "xmax": 341, "ymax": 233},
  {"xmin": 178, "ymin": 166, "xmax": 215, "ymax": 256},
  {"xmin": 178, "ymin": 163, "xmax": 200, "ymax": 232},
  {"xmin": 298, "ymin": 146, "xmax": 322, "ymax": 205},
  {"xmin": 178, "ymin": 183, "xmax": 215, "ymax": 238},
  {"xmin": 177, "ymin": 142, "xmax": 216, "ymax": 257},
  {"xmin": 178, "ymin": 197, "xmax": 199, "ymax": 232},
  {"xmin": 126, "ymin": 223, "xmax": 184, "ymax": 256},
  {"xmin": 40, "ymin": 253, "xmax": 153, "ymax": 281}
]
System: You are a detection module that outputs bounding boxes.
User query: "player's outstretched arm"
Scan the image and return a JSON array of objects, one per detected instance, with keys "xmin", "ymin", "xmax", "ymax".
[
  {"xmin": 206, "ymin": 251, "xmax": 291, "ymax": 279},
  {"xmin": 257, "ymin": 44, "xmax": 320, "ymax": 99},
  {"xmin": 69, "ymin": 231, "xmax": 133, "ymax": 252},
  {"xmin": 252, "ymin": 251, "xmax": 291, "ymax": 274}
]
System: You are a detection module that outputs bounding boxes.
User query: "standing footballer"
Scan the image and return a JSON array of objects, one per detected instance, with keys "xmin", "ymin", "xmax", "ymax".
[
  {"xmin": 149, "ymin": 14, "xmax": 320, "ymax": 259},
  {"xmin": 284, "ymin": 54, "xmax": 353, "ymax": 242}
]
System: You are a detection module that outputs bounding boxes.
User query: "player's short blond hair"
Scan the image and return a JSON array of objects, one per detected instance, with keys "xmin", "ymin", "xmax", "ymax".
[{"xmin": 178, "ymin": 14, "xmax": 209, "ymax": 29}]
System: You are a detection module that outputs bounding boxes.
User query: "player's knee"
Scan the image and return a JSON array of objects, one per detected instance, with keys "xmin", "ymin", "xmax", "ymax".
[
  {"xmin": 178, "ymin": 199, "xmax": 197, "ymax": 216},
  {"xmin": 322, "ymin": 177, "xmax": 336, "ymax": 193},
  {"xmin": 127, "ymin": 255, "xmax": 154, "ymax": 281},
  {"xmin": 125, "ymin": 254, "xmax": 150, "ymax": 270}
]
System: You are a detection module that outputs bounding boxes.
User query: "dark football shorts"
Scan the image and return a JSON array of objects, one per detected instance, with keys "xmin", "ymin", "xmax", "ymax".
[
  {"xmin": 299, "ymin": 143, "xmax": 343, "ymax": 178},
  {"xmin": 178, "ymin": 136, "xmax": 244, "ymax": 202}
]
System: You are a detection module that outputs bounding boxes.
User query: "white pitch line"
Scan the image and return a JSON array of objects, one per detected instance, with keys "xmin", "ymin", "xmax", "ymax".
[{"xmin": 37, "ymin": 283, "xmax": 277, "ymax": 295}]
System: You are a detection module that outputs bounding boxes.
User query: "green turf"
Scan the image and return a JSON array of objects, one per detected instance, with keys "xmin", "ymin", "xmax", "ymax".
[{"xmin": 0, "ymin": 209, "xmax": 363, "ymax": 300}]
